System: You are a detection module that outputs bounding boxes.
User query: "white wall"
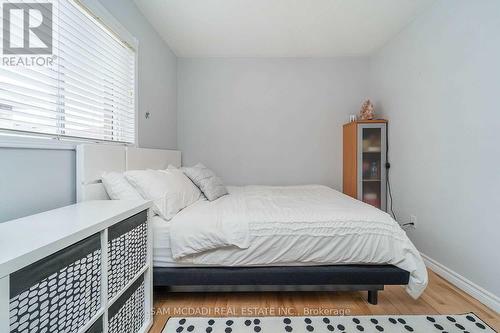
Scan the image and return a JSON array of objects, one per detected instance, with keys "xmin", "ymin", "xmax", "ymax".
[
  {"xmin": 178, "ymin": 58, "xmax": 369, "ymax": 188},
  {"xmin": 370, "ymin": 0, "xmax": 500, "ymax": 298},
  {"xmin": 0, "ymin": 0, "xmax": 177, "ymax": 223}
]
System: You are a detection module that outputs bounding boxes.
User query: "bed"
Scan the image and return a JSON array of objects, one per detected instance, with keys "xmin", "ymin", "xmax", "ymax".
[{"xmin": 76, "ymin": 144, "xmax": 428, "ymax": 305}]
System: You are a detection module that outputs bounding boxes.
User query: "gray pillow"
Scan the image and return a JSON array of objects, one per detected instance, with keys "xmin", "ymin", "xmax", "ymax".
[{"xmin": 182, "ymin": 163, "xmax": 228, "ymax": 201}]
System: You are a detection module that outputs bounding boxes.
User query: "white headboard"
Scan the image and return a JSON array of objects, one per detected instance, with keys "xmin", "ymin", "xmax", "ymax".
[{"xmin": 76, "ymin": 144, "xmax": 181, "ymax": 202}]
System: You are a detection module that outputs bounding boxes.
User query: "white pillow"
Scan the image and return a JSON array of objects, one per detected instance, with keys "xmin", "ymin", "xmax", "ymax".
[
  {"xmin": 182, "ymin": 163, "xmax": 228, "ymax": 201},
  {"xmin": 125, "ymin": 169, "xmax": 201, "ymax": 220},
  {"xmin": 101, "ymin": 172, "xmax": 142, "ymax": 200}
]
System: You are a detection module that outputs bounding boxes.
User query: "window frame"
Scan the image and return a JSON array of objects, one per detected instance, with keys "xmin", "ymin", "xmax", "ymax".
[{"xmin": 0, "ymin": 0, "xmax": 139, "ymax": 149}]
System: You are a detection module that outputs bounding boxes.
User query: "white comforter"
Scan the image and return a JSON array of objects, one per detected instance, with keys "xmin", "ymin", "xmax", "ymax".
[{"xmin": 169, "ymin": 185, "xmax": 428, "ymax": 298}]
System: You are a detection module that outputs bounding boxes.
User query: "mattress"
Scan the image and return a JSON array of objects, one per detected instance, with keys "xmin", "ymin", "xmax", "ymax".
[
  {"xmin": 153, "ymin": 185, "xmax": 428, "ymax": 298},
  {"xmin": 152, "ymin": 216, "xmax": 180, "ymax": 267},
  {"xmin": 153, "ymin": 216, "xmax": 214, "ymax": 267}
]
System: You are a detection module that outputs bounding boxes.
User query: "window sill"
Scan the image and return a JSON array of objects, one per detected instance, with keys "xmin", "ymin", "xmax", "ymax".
[
  {"xmin": 0, "ymin": 135, "xmax": 135, "ymax": 150},
  {"xmin": 0, "ymin": 136, "xmax": 78, "ymax": 150}
]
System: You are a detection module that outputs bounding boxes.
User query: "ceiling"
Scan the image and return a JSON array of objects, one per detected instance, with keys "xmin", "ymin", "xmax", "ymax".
[{"xmin": 134, "ymin": 0, "xmax": 436, "ymax": 57}]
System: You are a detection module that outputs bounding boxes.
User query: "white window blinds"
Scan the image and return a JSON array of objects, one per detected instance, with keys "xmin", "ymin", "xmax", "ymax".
[{"xmin": 0, "ymin": 0, "xmax": 136, "ymax": 144}]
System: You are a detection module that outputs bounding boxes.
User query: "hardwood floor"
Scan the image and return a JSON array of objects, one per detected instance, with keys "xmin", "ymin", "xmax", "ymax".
[{"xmin": 150, "ymin": 269, "xmax": 499, "ymax": 332}]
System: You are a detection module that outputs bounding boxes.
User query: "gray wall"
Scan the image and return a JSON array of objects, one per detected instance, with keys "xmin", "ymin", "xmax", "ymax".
[
  {"xmin": 0, "ymin": 149, "xmax": 76, "ymax": 223},
  {"xmin": 0, "ymin": 0, "xmax": 177, "ymax": 223},
  {"xmin": 178, "ymin": 58, "xmax": 369, "ymax": 188},
  {"xmin": 370, "ymin": 0, "xmax": 500, "ymax": 297},
  {"xmin": 100, "ymin": 0, "xmax": 177, "ymax": 149}
]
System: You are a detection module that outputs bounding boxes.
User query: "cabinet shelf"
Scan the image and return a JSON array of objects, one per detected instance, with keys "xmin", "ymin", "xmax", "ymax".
[
  {"xmin": 343, "ymin": 120, "xmax": 387, "ymax": 211},
  {"xmin": 0, "ymin": 201, "xmax": 153, "ymax": 333}
]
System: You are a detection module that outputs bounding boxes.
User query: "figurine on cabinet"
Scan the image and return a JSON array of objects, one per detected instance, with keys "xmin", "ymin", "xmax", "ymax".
[{"xmin": 359, "ymin": 100, "xmax": 375, "ymax": 120}]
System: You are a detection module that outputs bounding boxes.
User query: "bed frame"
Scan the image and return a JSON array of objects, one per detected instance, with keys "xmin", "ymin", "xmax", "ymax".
[{"xmin": 76, "ymin": 144, "xmax": 410, "ymax": 305}]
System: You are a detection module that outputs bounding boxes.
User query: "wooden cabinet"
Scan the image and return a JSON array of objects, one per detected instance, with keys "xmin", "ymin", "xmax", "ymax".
[{"xmin": 343, "ymin": 120, "xmax": 387, "ymax": 211}]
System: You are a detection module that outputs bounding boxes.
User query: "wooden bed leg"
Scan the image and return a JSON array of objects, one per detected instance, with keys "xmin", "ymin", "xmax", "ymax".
[{"xmin": 367, "ymin": 290, "xmax": 378, "ymax": 305}]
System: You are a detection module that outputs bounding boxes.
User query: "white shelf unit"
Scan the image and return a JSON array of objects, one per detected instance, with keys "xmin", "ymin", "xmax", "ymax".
[{"xmin": 0, "ymin": 200, "xmax": 153, "ymax": 333}]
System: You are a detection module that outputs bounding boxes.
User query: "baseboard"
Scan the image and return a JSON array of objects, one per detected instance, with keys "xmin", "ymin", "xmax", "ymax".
[{"xmin": 420, "ymin": 253, "xmax": 500, "ymax": 313}]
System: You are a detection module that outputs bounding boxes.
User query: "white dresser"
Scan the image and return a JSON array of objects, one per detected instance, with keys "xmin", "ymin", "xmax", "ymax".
[{"xmin": 0, "ymin": 200, "xmax": 153, "ymax": 333}]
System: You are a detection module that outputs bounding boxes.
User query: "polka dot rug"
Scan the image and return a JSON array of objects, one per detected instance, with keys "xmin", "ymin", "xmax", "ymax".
[{"xmin": 163, "ymin": 313, "xmax": 496, "ymax": 333}]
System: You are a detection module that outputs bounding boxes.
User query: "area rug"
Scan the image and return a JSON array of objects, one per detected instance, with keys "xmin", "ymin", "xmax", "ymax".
[{"xmin": 163, "ymin": 313, "xmax": 496, "ymax": 333}]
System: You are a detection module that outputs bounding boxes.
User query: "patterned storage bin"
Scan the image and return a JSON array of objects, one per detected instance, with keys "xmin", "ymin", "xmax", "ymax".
[
  {"xmin": 108, "ymin": 274, "xmax": 145, "ymax": 333},
  {"xmin": 85, "ymin": 316, "xmax": 103, "ymax": 333},
  {"xmin": 9, "ymin": 234, "xmax": 101, "ymax": 333},
  {"xmin": 108, "ymin": 210, "xmax": 148, "ymax": 299}
]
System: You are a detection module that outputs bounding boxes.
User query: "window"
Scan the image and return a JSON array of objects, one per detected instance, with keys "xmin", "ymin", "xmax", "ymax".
[{"xmin": 0, "ymin": 0, "xmax": 136, "ymax": 144}]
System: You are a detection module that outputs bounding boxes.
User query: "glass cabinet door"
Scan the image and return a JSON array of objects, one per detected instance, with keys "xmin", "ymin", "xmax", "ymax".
[{"xmin": 358, "ymin": 124, "xmax": 386, "ymax": 210}]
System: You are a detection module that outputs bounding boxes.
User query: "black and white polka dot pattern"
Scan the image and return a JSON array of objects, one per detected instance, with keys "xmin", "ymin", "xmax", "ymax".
[
  {"xmin": 108, "ymin": 219, "xmax": 147, "ymax": 299},
  {"xmin": 108, "ymin": 278, "xmax": 145, "ymax": 333},
  {"xmin": 9, "ymin": 249, "xmax": 101, "ymax": 333},
  {"xmin": 164, "ymin": 313, "xmax": 495, "ymax": 333}
]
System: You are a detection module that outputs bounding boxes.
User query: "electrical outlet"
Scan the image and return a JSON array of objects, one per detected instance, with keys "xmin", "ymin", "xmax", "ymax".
[{"xmin": 409, "ymin": 215, "xmax": 417, "ymax": 228}]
